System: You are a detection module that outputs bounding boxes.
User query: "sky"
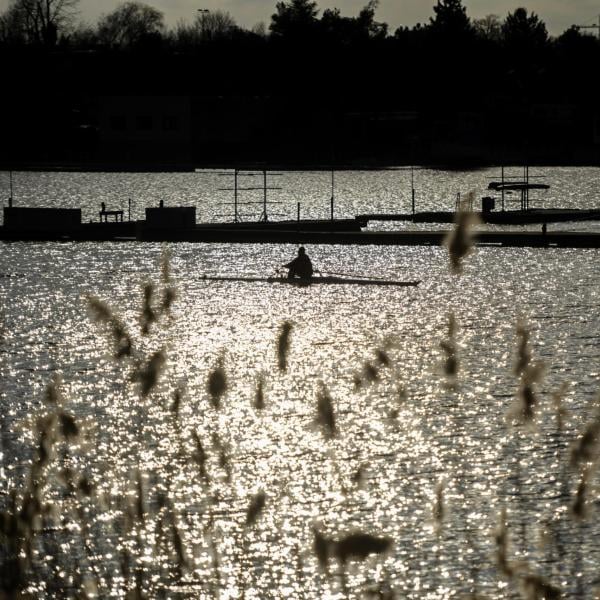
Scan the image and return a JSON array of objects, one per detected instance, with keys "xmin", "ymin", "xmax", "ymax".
[{"xmin": 1, "ymin": 0, "xmax": 599, "ymax": 36}]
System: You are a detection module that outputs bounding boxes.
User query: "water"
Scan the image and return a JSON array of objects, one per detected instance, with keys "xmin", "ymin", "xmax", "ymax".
[{"xmin": 1, "ymin": 169, "xmax": 600, "ymax": 598}]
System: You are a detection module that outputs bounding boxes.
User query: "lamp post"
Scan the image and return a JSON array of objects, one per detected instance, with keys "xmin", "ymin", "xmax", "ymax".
[{"xmin": 198, "ymin": 9, "xmax": 209, "ymax": 41}]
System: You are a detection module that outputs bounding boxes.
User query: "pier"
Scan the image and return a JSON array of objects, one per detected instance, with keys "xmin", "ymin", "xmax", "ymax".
[{"xmin": 2, "ymin": 206, "xmax": 600, "ymax": 247}]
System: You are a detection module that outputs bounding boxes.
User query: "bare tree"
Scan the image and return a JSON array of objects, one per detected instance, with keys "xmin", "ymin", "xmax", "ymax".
[
  {"xmin": 473, "ymin": 14, "xmax": 502, "ymax": 41},
  {"xmin": 195, "ymin": 10, "xmax": 238, "ymax": 42},
  {"xmin": 97, "ymin": 1, "xmax": 164, "ymax": 48},
  {"xmin": 3, "ymin": 0, "xmax": 79, "ymax": 45},
  {"xmin": 173, "ymin": 10, "xmax": 238, "ymax": 47}
]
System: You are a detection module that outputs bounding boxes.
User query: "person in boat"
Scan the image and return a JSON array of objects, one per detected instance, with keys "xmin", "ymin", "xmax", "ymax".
[{"xmin": 283, "ymin": 246, "xmax": 314, "ymax": 279}]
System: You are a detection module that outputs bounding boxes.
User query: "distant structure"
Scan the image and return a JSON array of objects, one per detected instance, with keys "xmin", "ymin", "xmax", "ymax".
[{"xmin": 575, "ymin": 16, "xmax": 600, "ymax": 39}]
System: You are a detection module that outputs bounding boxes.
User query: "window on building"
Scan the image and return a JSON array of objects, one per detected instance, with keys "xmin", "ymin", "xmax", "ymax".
[
  {"xmin": 136, "ymin": 116, "xmax": 153, "ymax": 131},
  {"xmin": 163, "ymin": 116, "xmax": 179, "ymax": 131},
  {"xmin": 110, "ymin": 115, "xmax": 127, "ymax": 131}
]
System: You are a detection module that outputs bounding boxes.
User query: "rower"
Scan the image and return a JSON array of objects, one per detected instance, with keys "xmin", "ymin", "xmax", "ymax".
[{"xmin": 283, "ymin": 246, "xmax": 314, "ymax": 279}]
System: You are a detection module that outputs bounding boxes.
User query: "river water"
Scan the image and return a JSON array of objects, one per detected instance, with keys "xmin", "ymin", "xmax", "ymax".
[{"xmin": 0, "ymin": 168, "xmax": 599, "ymax": 598}]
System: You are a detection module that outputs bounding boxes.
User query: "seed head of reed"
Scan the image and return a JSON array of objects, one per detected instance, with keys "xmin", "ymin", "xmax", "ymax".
[
  {"xmin": 520, "ymin": 573, "xmax": 561, "ymax": 600},
  {"xmin": 514, "ymin": 321, "xmax": 532, "ymax": 377},
  {"xmin": 312, "ymin": 526, "xmax": 332, "ymax": 571},
  {"xmin": 551, "ymin": 383, "xmax": 569, "ymax": 434},
  {"xmin": 87, "ymin": 295, "xmax": 132, "ymax": 359},
  {"xmin": 444, "ymin": 192, "xmax": 480, "ymax": 275},
  {"xmin": 207, "ymin": 353, "xmax": 227, "ymax": 409},
  {"xmin": 512, "ymin": 363, "xmax": 545, "ymax": 424},
  {"xmin": 571, "ymin": 468, "xmax": 589, "ymax": 520},
  {"xmin": 161, "ymin": 246, "xmax": 172, "ymax": 284},
  {"xmin": 245, "ymin": 491, "xmax": 266, "ymax": 527},
  {"xmin": 316, "ymin": 381, "xmax": 337, "ymax": 439},
  {"xmin": 132, "ymin": 350, "xmax": 166, "ymax": 397},
  {"xmin": 254, "ymin": 373, "xmax": 266, "ymax": 410},
  {"xmin": 277, "ymin": 321, "xmax": 293, "ymax": 372},
  {"xmin": 440, "ymin": 313, "xmax": 459, "ymax": 381},
  {"xmin": 570, "ymin": 408, "xmax": 600, "ymax": 467},
  {"xmin": 494, "ymin": 508, "xmax": 514, "ymax": 578},
  {"xmin": 44, "ymin": 374, "xmax": 62, "ymax": 405},
  {"xmin": 191, "ymin": 431, "xmax": 209, "ymax": 482},
  {"xmin": 432, "ymin": 480, "xmax": 445, "ymax": 535},
  {"xmin": 333, "ymin": 531, "xmax": 393, "ymax": 565},
  {"xmin": 140, "ymin": 282, "xmax": 156, "ymax": 335}
]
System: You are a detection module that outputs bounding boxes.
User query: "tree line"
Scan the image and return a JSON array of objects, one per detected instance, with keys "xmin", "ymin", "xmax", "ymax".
[
  {"xmin": 0, "ymin": 0, "xmax": 595, "ymax": 53},
  {"xmin": 1, "ymin": 0, "xmax": 600, "ymax": 166}
]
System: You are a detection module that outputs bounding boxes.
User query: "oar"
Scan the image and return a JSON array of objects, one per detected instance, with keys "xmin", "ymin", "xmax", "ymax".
[{"xmin": 316, "ymin": 269, "xmax": 393, "ymax": 282}]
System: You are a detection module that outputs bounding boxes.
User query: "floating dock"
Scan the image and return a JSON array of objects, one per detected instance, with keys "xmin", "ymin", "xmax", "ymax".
[
  {"xmin": 2, "ymin": 206, "xmax": 600, "ymax": 247},
  {"xmin": 2, "ymin": 223, "xmax": 600, "ymax": 248},
  {"xmin": 358, "ymin": 208, "xmax": 600, "ymax": 225}
]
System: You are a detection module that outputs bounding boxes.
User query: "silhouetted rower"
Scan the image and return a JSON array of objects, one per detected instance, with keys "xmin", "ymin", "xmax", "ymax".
[{"xmin": 284, "ymin": 246, "xmax": 314, "ymax": 279}]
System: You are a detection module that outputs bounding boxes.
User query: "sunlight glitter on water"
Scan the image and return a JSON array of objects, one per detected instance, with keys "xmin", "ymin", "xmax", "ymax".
[{"xmin": 1, "ymin": 170, "xmax": 600, "ymax": 597}]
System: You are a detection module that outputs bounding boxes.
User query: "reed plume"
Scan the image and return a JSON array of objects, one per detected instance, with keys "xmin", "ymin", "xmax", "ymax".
[
  {"xmin": 316, "ymin": 381, "xmax": 337, "ymax": 439},
  {"xmin": 277, "ymin": 321, "xmax": 293, "ymax": 371},
  {"xmin": 520, "ymin": 573, "xmax": 561, "ymax": 600},
  {"xmin": 140, "ymin": 282, "xmax": 156, "ymax": 335},
  {"xmin": 254, "ymin": 373, "xmax": 265, "ymax": 410},
  {"xmin": 570, "ymin": 407, "xmax": 600, "ymax": 467},
  {"xmin": 245, "ymin": 491, "xmax": 266, "ymax": 527},
  {"xmin": 87, "ymin": 295, "xmax": 132, "ymax": 359},
  {"xmin": 432, "ymin": 480, "xmax": 445, "ymax": 535},
  {"xmin": 444, "ymin": 191, "xmax": 479, "ymax": 275},
  {"xmin": 440, "ymin": 313, "xmax": 458, "ymax": 380},
  {"xmin": 333, "ymin": 532, "xmax": 392, "ymax": 564},
  {"xmin": 133, "ymin": 350, "xmax": 166, "ymax": 397},
  {"xmin": 494, "ymin": 508, "xmax": 514, "ymax": 578},
  {"xmin": 510, "ymin": 321, "xmax": 544, "ymax": 423},
  {"xmin": 207, "ymin": 353, "xmax": 227, "ymax": 409}
]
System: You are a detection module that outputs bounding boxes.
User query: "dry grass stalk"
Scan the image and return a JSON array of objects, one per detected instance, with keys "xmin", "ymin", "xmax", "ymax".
[
  {"xmin": 444, "ymin": 191, "xmax": 479, "ymax": 275},
  {"xmin": 277, "ymin": 321, "xmax": 293, "ymax": 371}
]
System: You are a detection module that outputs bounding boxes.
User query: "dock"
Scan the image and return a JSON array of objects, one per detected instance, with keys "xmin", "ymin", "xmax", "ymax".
[
  {"xmin": 357, "ymin": 208, "xmax": 600, "ymax": 225},
  {"xmin": 2, "ymin": 206, "xmax": 600, "ymax": 247},
  {"xmin": 2, "ymin": 222, "xmax": 600, "ymax": 248}
]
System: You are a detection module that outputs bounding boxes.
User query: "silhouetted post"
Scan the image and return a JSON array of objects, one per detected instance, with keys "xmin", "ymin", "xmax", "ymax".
[
  {"xmin": 411, "ymin": 166, "xmax": 415, "ymax": 215},
  {"xmin": 330, "ymin": 169, "xmax": 335, "ymax": 220},
  {"xmin": 263, "ymin": 169, "xmax": 268, "ymax": 222},
  {"xmin": 128, "ymin": 198, "xmax": 131, "ymax": 221},
  {"xmin": 234, "ymin": 169, "xmax": 238, "ymax": 223},
  {"xmin": 297, "ymin": 202, "xmax": 300, "ymax": 221},
  {"xmin": 8, "ymin": 171, "xmax": 13, "ymax": 207}
]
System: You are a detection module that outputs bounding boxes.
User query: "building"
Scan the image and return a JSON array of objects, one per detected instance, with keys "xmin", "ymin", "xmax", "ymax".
[{"xmin": 97, "ymin": 96, "xmax": 192, "ymax": 164}]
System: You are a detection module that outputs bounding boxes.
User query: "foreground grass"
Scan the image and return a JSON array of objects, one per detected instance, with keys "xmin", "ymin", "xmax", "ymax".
[{"xmin": 1, "ymin": 226, "xmax": 599, "ymax": 599}]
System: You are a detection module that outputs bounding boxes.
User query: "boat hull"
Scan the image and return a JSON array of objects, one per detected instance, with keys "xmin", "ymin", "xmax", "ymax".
[{"xmin": 202, "ymin": 275, "xmax": 420, "ymax": 287}]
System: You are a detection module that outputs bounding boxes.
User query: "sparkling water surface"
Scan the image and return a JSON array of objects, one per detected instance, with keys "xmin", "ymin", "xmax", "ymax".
[{"xmin": 1, "ymin": 169, "xmax": 600, "ymax": 598}]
